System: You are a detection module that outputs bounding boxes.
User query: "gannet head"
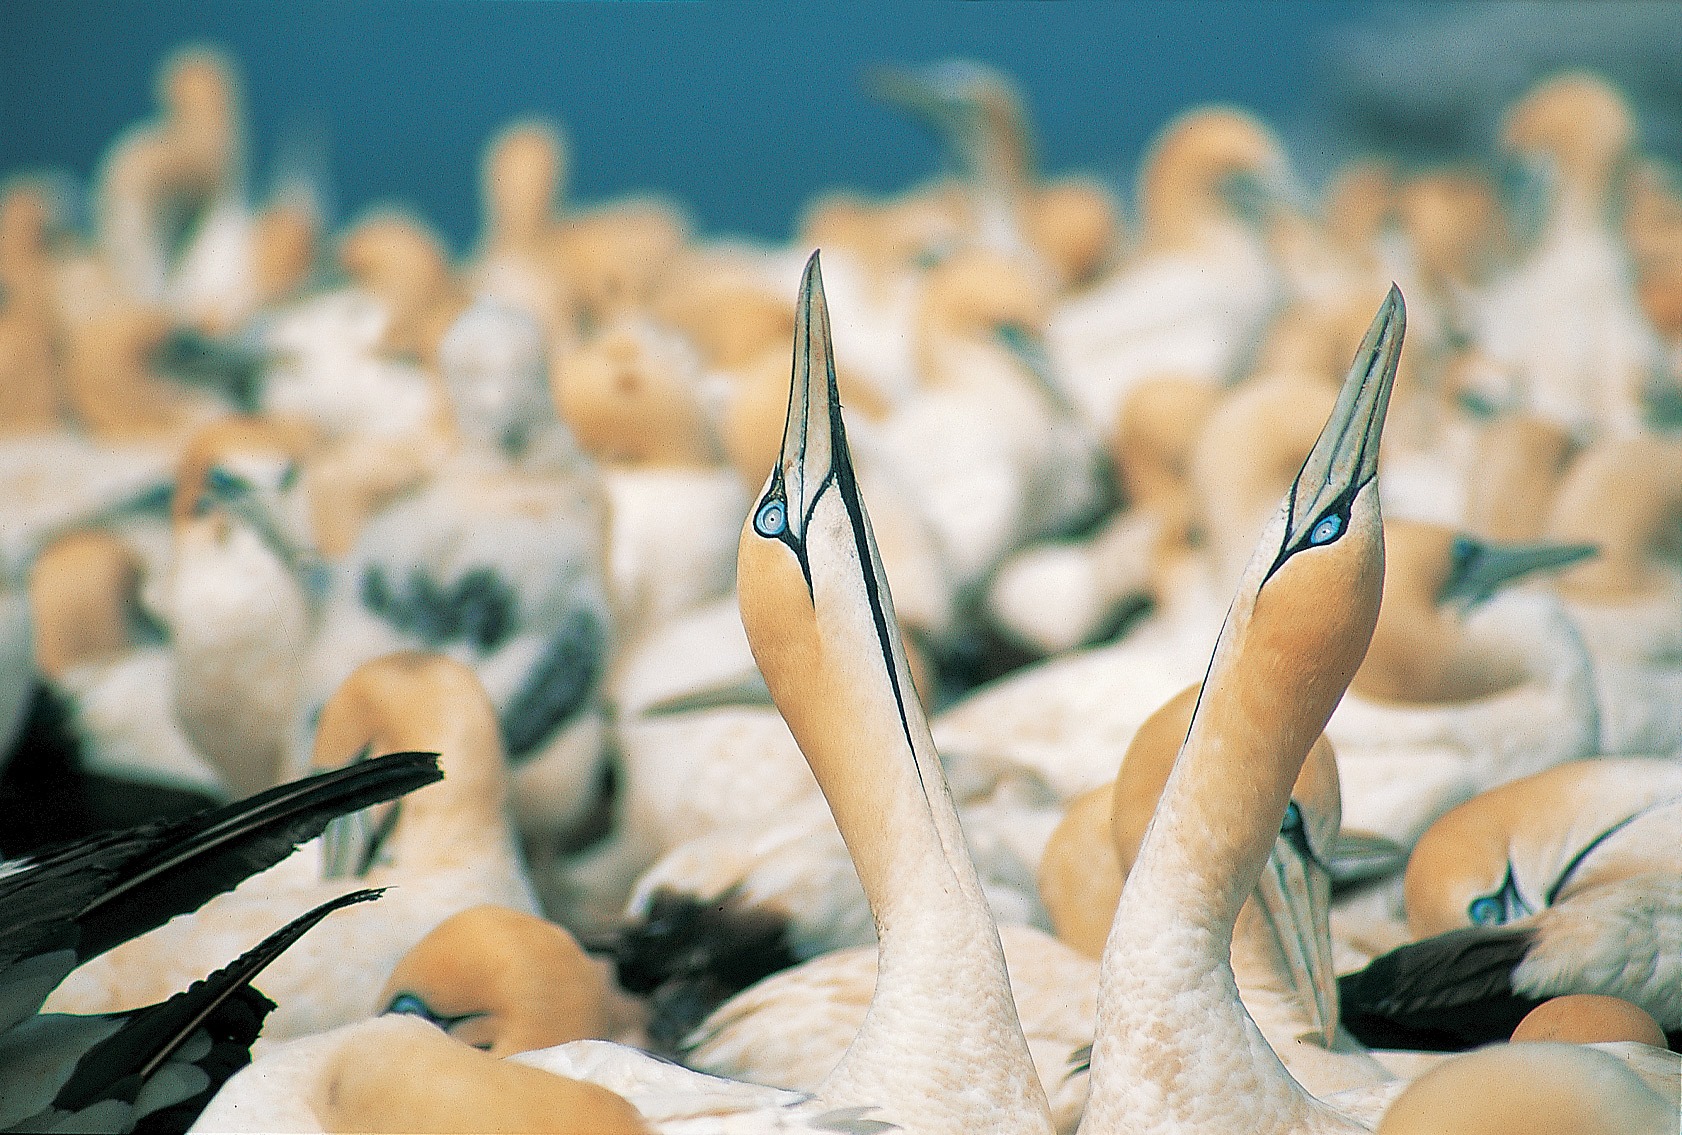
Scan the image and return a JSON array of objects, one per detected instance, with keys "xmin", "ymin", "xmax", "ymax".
[
  {"xmin": 311, "ymin": 652, "xmax": 510, "ymax": 877},
  {"xmin": 158, "ymin": 47, "xmax": 239, "ymax": 136},
  {"xmin": 1170, "ymin": 287, "xmax": 1401, "ymax": 921},
  {"xmin": 316, "ymin": 1014, "xmax": 650, "ymax": 1135},
  {"xmin": 28, "ymin": 529, "xmax": 150, "ymax": 680},
  {"xmin": 736, "ymin": 252, "xmax": 928, "ymax": 829},
  {"xmin": 172, "ymin": 414, "xmax": 325, "ymax": 595},
  {"xmin": 869, "ymin": 60, "xmax": 1033, "ymax": 187},
  {"xmin": 1403, "ymin": 758, "xmax": 1680, "ymax": 938},
  {"xmin": 1024, "ymin": 177, "xmax": 1121, "ymax": 290},
  {"xmin": 1137, "ymin": 106, "xmax": 1295, "ymax": 248},
  {"xmin": 1374, "ymin": 1042, "xmax": 1672, "ymax": 1135},
  {"xmin": 1545, "ymin": 434, "xmax": 1682, "ymax": 602},
  {"xmin": 554, "ymin": 200, "xmax": 689, "ymax": 326},
  {"xmin": 378, "ymin": 904, "xmax": 608, "ymax": 1057},
  {"xmin": 481, "ymin": 119, "xmax": 565, "ymax": 247},
  {"xmin": 1502, "ymin": 72, "xmax": 1635, "ymax": 189},
  {"xmin": 551, "ymin": 315, "xmax": 719, "ymax": 467}
]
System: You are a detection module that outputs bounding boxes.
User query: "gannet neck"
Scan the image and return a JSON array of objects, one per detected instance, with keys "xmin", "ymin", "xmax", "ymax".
[
  {"xmin": 1547, "ymin": 436, "xmax": 1682, "ymax": 603},
  {"xmin": 1138, "ymin": 107, "xmax": 1287, "ymax": 254},
  {"xmin": 311, "ymin": 652, "xmax": 513, "ymax": 868},
  {"xmin": 737, "ymin": 252, "xmax": 1051, "ymax": 1132},
  {"xmin": 1080, "ymin": 288, "xmax": 1402, "ymax": 1135}
]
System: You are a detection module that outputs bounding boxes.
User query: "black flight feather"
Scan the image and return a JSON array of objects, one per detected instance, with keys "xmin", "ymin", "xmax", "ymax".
[
  {"xmin": 0, "ymin": 751, "xmax": 441, "ymax": 1030},
  {"xmin": 1337, "ymin": 924, "xmax": 1545, "ymax": 1051},
  {"xmin": 3, "ymin": 890, "xmax": 381, "ymax": 1134}
]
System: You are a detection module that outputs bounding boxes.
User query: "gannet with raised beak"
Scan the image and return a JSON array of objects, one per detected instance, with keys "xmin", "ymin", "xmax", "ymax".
[
  {"xmin": 1079, "ymin": 287, "xmax": 1407, "ymax": 1134},
  {"xmin": 196, "ymin": 252, "xmax": 1051, "ymax": 1135}
]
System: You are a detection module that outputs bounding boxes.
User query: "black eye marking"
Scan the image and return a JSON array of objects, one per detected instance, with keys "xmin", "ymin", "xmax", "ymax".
[
  {"xmin": 1264, "ymin": 490, "xmax": 1356, "ymax": 583},
  {"xmin": 754, "ymin": 498, "xmax": 787, "ymax": 537},
  {"xmin": 1279, "ymin": 799, "xmax": 1328, "ymax": 872}
]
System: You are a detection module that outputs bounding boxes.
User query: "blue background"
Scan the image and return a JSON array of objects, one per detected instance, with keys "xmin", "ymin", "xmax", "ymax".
[{"xmin": 4, "ymin": 2, "xmax": 1679, "ymax": 252}]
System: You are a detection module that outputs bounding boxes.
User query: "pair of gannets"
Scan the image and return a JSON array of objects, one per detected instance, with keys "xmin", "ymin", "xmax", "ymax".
[
  {"xmin": 203, "ymin": 260, "xmax": 1668, "ymax": 1133},
  {"xmin": 679, "ymin": 685, "xmax": 1378, "ymax": 1133},
  {"xmin": 46, "ymin": 653, "xmax": 538, "ymax": 1047}
]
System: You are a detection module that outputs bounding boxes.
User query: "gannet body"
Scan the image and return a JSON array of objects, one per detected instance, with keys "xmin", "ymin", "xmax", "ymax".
[{"xmin": 1341, "ymin": 758, "xmax": 1682, "ymax": 1045}]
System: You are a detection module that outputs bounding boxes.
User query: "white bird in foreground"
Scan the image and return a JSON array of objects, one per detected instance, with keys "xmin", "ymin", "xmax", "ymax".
[{"xmin": 1339, "ymin": 757, "xmax": 1682, "ymax": 1048}]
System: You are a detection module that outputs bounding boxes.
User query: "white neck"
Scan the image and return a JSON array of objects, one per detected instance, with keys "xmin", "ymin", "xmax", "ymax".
[
  {"xmin": 1078, "ymin": 616, "xmax": 1362, "ymax": 1135},
  {"xmin": 798, "ymin": 584, "xmax": 1050, "ymax": 1133}
]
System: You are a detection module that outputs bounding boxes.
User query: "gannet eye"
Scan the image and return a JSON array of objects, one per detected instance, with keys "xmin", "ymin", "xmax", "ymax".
[
  {"xmin": 755, "ymin": 499, "xmax": 787, "ymax": 537},
  {"xmin": 1309, "ymin": 514, "xmax": 1344, "ymax": 546},
  {"xmin": 384, "ymin": 993, "xmax": 433, "ymax": 1019},
  {"xmin": 1467, "ymin": 896, "xmax": 1504, "ymax": 926},
  {"xmin": 1281, "ymin": 800, "xmax": 1304, "ymax": 834},
  {"xmin": 1467, "ymin": 865, "xmax": 1532, "ymax": 927}
]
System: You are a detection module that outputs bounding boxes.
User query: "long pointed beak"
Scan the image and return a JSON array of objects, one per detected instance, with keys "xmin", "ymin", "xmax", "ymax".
[
  {"xmin": 1278, "ymin": 286, "xmax": 1404, "ymax": 554},
  {"xmin": 1254, "ymin": 806, "xmax": 1338, "ymax": 1047},
  {"xmin": 202, "ymin": 466, "xmax": 330, "ymax": 596},
  {"xmin": 771, "ymin": 252, "xmax": 846, "ymax": 549},
  {"xmin": 995, "ymin": 323, "xmax": 1076, "ymax": 414},
  {"xmin": 868, "ymin": 64, "xmax": 967, "ymax": 127},
  {"xmin": 1439, "ymin": 535, "xmax": 1599, "ymax": 608}
]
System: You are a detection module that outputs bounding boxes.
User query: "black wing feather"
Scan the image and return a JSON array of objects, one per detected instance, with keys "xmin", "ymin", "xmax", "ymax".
[
  {"xmin": 0, "ymin": 751, "xmax": 440, "ymax": 1029},
  {"xmin": 51, "ymin": 890, "xmax": 382, "ymax": 1119},
  {"xmin": 1337, "ymin": 924, "xmax": 1544, "ymax": 1050},
  {"xmin": 500, "ymin": 608, "xmax": 603, "ymax": 761}
]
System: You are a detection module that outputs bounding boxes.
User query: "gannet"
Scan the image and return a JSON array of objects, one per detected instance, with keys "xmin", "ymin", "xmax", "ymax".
[
  {"xmin": 200, "ymin": 251, "xmax": 1050, "ymax": 1135},
  {"xmin": 1077, "ymin": 286, "xmax": 1406, "ymax": 1134},
  {"xmin": 1340, "ymin": 757, "xmax": 1682, "ymax": 1047}
]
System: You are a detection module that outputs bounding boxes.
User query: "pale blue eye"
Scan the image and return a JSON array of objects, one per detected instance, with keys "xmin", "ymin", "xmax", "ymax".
[
  {"xmin": 1310, "ymin": 515, "xmax": 1343, "ymax": 545},
  {"xmin": 755, "ymin": 499, "xmax": 787, "ymax": 537},
  {"xmin": 1468, "ymin": 895, "xmax": 1504, "ymax": 926}
]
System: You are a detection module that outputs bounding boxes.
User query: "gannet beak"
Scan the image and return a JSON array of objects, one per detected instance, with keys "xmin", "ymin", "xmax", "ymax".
[
  {"xmin": 1438, "ymin": 535, "xmax": 1598, "ymax": 608},
  {"xmin": 201, "ymin": 465, "xmax": 330, "ymax": 596},
  {"xmin": 995, "ymin": 323, "xmax": 1076, "ymax": 414},
  {"xmin": 1253, "ymin": 801, "xmax": 1338, "ymax": 1047},
  {"xmin": 1269, "ymin": 285, "xmax": 1404, "ymax": 575},
  {"xmin": 762, "ymin": 251, "xmax": 846, "ymax": 554},
  {"xmin": 868, "ymin": 63, "xmax": 968, "ymax": 126}
]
